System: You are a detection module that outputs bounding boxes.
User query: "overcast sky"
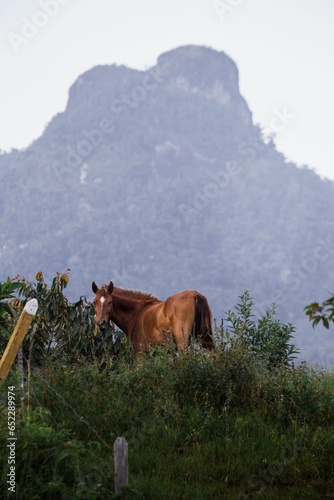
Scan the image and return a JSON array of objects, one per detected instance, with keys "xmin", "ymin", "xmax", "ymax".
[{"xmin": 1, "ymin": 0, "xmax": 333, "ymax": 180}]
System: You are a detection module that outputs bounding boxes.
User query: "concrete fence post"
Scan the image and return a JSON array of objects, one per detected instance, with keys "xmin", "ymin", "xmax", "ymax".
[{"xmin": 114, "ymin": 436, "xmax": 128, "ymax": 494}]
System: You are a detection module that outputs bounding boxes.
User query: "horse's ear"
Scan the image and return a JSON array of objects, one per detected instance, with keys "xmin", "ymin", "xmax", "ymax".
[
  {"xmin": 92, "ymin": 282, "xmax": 98, "ymax": 294},
  {"xmin": 108, "ymin": 281, "xmax": 114, "ymax": 294}
]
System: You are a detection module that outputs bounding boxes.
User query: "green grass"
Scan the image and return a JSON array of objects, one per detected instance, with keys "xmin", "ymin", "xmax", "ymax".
[{"xmin": 1, "ymin": 346, "xmax": 334, "ymax": 498}]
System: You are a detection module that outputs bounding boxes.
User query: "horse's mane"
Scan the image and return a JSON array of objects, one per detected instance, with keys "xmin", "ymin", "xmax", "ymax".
[{"xmin": 103, "ymin": 285, "xmax": 158, "ymax": 302}]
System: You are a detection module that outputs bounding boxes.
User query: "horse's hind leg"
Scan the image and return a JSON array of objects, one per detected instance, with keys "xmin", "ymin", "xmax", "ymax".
[
  {"xmin": 172, "ymin": 322, "xmax": 192, "ymax": 353},
  {"xmin": 166, "ymin": 293, "xmax": 197, "ymax": 353}
]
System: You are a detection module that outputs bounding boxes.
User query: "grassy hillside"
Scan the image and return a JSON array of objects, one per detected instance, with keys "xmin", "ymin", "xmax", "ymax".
[
  {"xmin": 1, "ymin": 347, "xmax": 334, "ymax": 499},
  {"xmin": 0, "ymin": 274, "xmax": 333, "ymax": 497}
]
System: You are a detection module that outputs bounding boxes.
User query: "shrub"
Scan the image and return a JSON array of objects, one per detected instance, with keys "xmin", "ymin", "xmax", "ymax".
[
  {"xmin": 223, "ymin": 290, "xmax": 298, "ymax": 368},
  {"xmin": 14, "ymin": 271, "xmax": 131, "ymax": 369},
  {"xmin": 0, "ymin": 407, "xmax": 114, "ymax": 499}
]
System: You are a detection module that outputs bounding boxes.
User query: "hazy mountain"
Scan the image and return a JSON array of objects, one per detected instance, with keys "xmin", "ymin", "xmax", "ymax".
[{"xmin": 1, "ymin": 45, "xmax": 333, "ymax": 365}]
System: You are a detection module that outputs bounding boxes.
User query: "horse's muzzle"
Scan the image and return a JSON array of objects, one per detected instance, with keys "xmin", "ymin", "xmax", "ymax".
[{"xmin": 96, "ymin": 320, "xmax": 108, "ymax": 330}]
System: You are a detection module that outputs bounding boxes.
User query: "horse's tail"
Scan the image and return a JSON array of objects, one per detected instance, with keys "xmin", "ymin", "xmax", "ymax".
[{"xmin": 194, "ymin": 294, "xmax": 214, "ymax": 349}]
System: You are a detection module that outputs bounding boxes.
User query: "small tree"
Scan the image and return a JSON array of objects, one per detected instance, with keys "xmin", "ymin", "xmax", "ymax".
[
  {"xmin": 16, "ymin": 271, "xmax": 93, "ymax": 364},
  {"xmin": 17, "ymin": 271, "xmax": 131, "ymax": 368},
  {"xmin": 224, "ymin": 290, "xmax": 298, "ymax": 368}
]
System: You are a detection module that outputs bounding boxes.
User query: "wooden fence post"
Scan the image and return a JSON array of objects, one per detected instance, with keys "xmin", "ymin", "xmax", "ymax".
[
  {"xmin": 0, "ymin": 299, "xmax": 38, "ymax": 381},
  {"xmin": 114, "ymin": 436, "xmax": 128, "ymax": 494}
]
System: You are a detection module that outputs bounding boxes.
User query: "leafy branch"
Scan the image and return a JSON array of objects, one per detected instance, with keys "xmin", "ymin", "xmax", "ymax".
[
  {"xmin": 0, "ymin": 276, "xmax": 24, "ymax": 324},
  {"xmin": 304, "ymin": 294, "xmax": 334, "ymax": 329}
]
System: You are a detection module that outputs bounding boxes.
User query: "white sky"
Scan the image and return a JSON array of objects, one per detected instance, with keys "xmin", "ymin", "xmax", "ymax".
[{"xmin": 0, "ymin": 0, "xmax": 333, "ymax": 180}]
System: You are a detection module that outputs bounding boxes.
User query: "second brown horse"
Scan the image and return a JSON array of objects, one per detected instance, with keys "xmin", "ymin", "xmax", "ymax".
[{"xmin": 92, "ymin": 281, "xmax": 213, "ymax": 355}]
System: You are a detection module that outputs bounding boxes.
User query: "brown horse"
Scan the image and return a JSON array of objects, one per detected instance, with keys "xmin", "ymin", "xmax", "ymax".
[{"xmin": 91, "ymin": 281, "xmax": 213, "ymax": 354}]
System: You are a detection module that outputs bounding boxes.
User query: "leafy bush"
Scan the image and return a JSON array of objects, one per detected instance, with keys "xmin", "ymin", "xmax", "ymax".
[
  {"xmin": 173, "ymin": 343, "xmax": 262, "ymax": 413},
  {"xmin": 13, "ymin": 271, "xmax": 131, "ymax": 369},
  {"xmin": 0, "ymin": 407, "xmax": 114, "ymax": 499},
  {"xmin": 223, "ymin": 290, "xmax": 298, "ymax": 368}
]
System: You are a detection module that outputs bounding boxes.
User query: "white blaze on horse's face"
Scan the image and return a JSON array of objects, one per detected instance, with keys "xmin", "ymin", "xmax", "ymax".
[
  {"xmin": 94, "ymin": 293, "xmax": 113, "ymax": 327},
  {"xmin": 92, "ymin": 281, "xmax": 114, "ymax": 328}
]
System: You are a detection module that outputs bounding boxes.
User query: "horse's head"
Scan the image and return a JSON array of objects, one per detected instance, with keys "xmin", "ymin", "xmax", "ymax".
[{"xmin": 92, "ymin": 281, "xmax": 114, "ymax": 329}]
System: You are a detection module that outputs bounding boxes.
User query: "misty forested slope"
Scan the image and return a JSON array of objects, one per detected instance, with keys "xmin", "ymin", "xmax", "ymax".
[{"xmin": 1, "ymin": 45, "xmax": 333, "ymax": 364}]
